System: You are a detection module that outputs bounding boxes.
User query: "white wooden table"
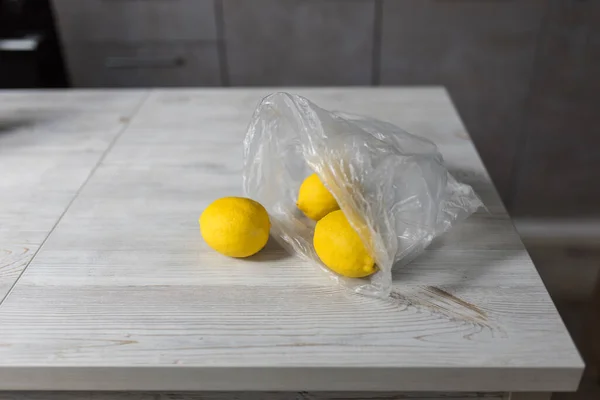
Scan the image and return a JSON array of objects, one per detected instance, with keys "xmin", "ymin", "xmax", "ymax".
[{"xmin": 0, "ymin": 88, "xmax": 583, "ymax": 400}]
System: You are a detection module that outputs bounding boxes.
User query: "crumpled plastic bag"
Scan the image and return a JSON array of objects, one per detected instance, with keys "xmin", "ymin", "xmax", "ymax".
[{"xmin": 243, "ymin": 93, "xmax": 482, "ymax": 298}]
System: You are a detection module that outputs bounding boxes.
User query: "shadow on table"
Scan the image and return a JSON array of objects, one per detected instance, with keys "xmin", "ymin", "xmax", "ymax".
[
  {"xmin": 244, "ymin": 236, "xmax": 292, "ymax": 262},
  {"xmin": 0, "ymin": 116, "xmax": 37, "ymax": 135}
]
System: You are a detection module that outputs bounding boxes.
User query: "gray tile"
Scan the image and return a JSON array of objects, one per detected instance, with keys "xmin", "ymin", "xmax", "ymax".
[
  {"xmin": 223, "ymin": 0, "xmax": 375, "ymax": 86},
  {"xmin": 65, "ymin": 42, "xmax": 221, "ymax": 88},
  {"xmin": 52, "ymin": 0, "xmax": 217, "ymax": 42},
  {"xmin": 512, "ymin": 0, "xmax": 600, "ymax": 217},
  {"xmin": 380, "ymin": 0, "xmax": 547, "ymax": 201}
]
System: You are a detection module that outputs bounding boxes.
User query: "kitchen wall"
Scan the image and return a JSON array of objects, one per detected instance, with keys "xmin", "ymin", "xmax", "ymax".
[
  {"xmin": 51, "ymin": 0, "xmax": 600, "ymax": 219},
  {"xmin": 510, "ymin": 0, "xmax": 600, "ymax": 218}
]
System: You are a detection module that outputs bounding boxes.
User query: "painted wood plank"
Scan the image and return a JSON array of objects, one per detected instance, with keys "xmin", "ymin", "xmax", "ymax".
[{"xmin": 0, "ymin": 90, "xmax": 147, "ymax": 299}]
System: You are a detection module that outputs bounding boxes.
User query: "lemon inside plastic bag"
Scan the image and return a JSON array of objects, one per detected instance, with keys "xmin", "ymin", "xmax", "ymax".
[{"xmin": 243, "ymin": 93, "xmax": 482, "ymax": 298}]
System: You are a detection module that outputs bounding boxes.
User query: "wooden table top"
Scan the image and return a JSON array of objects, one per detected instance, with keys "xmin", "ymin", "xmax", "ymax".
[{"xmin": 0, "ymin": 88, "xmax": 583, "ymax": 392}]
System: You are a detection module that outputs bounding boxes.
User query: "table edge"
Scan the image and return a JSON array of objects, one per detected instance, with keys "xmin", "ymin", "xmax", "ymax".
[{"xmin": 0, "ymin": 365, "xmax": 583, "ymax": 392}]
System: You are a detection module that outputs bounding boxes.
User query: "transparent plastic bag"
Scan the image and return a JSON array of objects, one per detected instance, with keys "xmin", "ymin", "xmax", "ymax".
[{"xmin": 243, "ymin": 93, "xmax": 482, "ymax": 298}]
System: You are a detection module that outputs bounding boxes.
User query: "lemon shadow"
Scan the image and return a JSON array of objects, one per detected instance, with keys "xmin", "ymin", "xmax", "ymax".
[{"xmin": 244, "ymin": 236, "xmax": 292, "ymax": 262}]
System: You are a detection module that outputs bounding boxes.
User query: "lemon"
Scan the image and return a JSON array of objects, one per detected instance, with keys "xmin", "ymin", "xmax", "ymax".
[
  {"xmin": 200, "ymin": 197, "xmax": 270, "ymax": 258},
  {"xmin": 297, "ymin": 173, "xmax": 340, "ymax": 220},
  {"xmin": 313, "ymin": 210, "xmax": 376, "ymax": 278}
]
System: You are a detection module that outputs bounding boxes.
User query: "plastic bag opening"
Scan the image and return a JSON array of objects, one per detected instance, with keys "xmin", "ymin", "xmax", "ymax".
[{"xmin": 243, "ymin": 92, "xmax": 482, "ymax": 298}]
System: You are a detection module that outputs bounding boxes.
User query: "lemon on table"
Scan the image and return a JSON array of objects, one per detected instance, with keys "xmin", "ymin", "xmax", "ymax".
[
  {"xmin": 200, "ymin": 197, "xmax": 270, "ymax": 258},
  {"xmin": 313, "ymin": 209, "xmax": 376, "ymax": 278},
  {"xmin": 297, "ymin": 173, "xmax": 340, "ymax": 221}
]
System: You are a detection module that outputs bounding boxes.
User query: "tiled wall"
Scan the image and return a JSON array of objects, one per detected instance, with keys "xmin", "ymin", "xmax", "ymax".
[{"xmin": 52, "ymin": 0, "xmax": 600, "ymax": 218}]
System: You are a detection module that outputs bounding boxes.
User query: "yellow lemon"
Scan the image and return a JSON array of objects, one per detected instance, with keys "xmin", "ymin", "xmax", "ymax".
[
  {"xmin": 313, "ymin": 209, "xmax": 376, "ymax": 278},
  {"xmin": 297, "ymin": 173, "xmax": 340, "ymax": 221},
  {"xmin": 200, "ymin": 197, "xmax": 270, "ymax": 258}
]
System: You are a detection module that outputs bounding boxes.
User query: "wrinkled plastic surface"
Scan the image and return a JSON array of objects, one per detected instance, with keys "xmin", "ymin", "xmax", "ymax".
[{"xmin": 243, "ymin": 93, "xmax": 482, "ymax": 298}]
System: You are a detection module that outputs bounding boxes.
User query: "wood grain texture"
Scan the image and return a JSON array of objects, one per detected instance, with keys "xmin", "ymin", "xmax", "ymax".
[
  {"xmin": 0, "ymin": 88, "xmax": 583, "ymax": 392},
  {"xmin": 0, "ymin": 245, "xmax": 37, "ymax": 298},
  {"xmin": 0, "ymin": 392, "xmax": 508, "ymax": 400},
  {"xmin": 0, "ymin": 90, "xmax": 147, "ymax": 298}
]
